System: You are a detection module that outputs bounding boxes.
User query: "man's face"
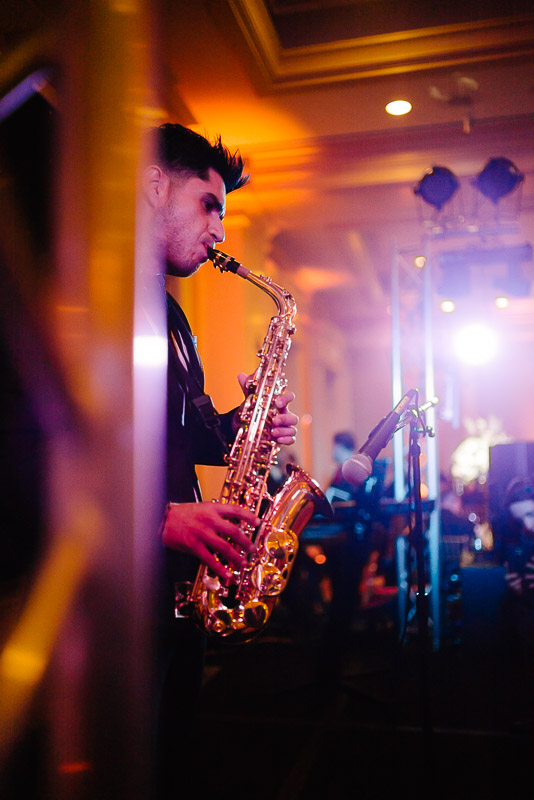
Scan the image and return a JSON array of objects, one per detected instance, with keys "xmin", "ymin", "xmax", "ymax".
[
  {"xmin": 159, "ymin": 167, "xmax": 226, "ymax": 277},
  {"xmin": 333, "ymin": 443, "xmax": 352, "ymax": 465}
]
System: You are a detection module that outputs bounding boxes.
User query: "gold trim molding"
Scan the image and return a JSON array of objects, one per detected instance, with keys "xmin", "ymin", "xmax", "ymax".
[{"xmin": 227, "ymin": 0, "xmax": 534, "ymax": 90}]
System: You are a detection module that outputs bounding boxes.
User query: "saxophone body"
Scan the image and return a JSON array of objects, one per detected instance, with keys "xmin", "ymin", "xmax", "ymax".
[{"xmin": 176, "ymin": 248, "xmax": 330, "ymax": 643}]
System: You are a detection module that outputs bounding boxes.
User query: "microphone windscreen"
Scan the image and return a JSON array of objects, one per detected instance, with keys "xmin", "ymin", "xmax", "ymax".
[{"xmin": 341, "ymin": 454, "xmax": 373, "ymax": 486}]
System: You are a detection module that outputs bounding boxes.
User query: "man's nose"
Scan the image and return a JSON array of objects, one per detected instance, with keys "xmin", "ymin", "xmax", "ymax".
[{"xmin": 210, "ymin": 217, "xmax": 225, "ymax": 243}]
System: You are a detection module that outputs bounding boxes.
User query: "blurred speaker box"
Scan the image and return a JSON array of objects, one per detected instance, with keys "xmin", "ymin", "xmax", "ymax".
[{"xmin": 488, "ymin": 442, "xmax": 534, "ymax": 517}]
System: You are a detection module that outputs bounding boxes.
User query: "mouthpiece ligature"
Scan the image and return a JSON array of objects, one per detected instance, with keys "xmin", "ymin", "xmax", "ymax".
[{"xmin": 208, "ymin": 247, "xmax": 241, "ymax": 275}]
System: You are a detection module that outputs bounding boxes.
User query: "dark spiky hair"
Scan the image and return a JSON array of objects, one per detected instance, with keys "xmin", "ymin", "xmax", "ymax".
[{"xmin": 148, "ymin": 123, "xmax": 249, "ymax": 193}]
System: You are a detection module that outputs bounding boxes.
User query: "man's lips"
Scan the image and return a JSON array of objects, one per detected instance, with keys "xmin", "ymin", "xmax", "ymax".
[{"xmin": 200, "ymin": 242, "xmax": 212, "ymax": 259}]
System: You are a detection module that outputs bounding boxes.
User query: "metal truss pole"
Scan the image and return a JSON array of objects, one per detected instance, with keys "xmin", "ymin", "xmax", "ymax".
[
  {"xmin": 422, "ymin": 240, "xmax": 441, "ymax": 651},
  {"xmin": 391, "ymin": 239, "xmax": 441, "ymax": 649},
  {"xmin": 391, "ymin": 241, "xmax": 409, "ymax": 635}
]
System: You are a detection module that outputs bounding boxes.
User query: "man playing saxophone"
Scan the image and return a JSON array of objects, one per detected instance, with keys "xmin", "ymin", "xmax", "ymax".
[{"xmin": 140, "ymin": 123, "xmax": 299, "ymax": 798}]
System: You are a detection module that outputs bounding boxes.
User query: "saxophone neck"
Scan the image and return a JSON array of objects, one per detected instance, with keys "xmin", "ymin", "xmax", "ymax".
[
  {"xmin": 208, "ymin": 247, "xmax": 295, "ymax": 320},
  {"xmin": 244, "ymin": 272, "xmax": 295, "ymax": 321}
]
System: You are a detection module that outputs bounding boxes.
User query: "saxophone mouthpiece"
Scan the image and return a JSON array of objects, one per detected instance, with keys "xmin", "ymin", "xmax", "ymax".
[
  {"xmin": 209, "ymin": 247, "xmax": 250, "ymax": 279},
  {"xmin": 208, "ymin": 247, "xmax": 241, "ymax": 274}
]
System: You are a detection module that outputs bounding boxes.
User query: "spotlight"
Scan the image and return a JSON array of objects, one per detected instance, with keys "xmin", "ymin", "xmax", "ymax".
[
  {"xmin": 440, "ymin": 300, "xmax": 456, "ymax": 313},
  {"xmin": 414, "ymin": 166, "xmax": 459, "ymax": 211},
  {"xmin": 413, "ymin": 255, "xmax": 427, "ymax": 269},
  {"xmin": 495, "ymin": 296, "xmax": 509, "ymax": 309},
  {"xmin": 453, "ymin": 323, "xmax": 499, "ymax": 365},
  {"xmin": 472, "ymin": 157, "xmax": 524, "ymax": 205}
]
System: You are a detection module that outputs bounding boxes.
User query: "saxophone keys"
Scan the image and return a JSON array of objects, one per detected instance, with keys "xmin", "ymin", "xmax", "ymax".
[
  {"xmin": 202, "ymin": 574, "xmax": 221, "ymax": 592},
  {"xmin": 211, "ymin": 610, "xmax": 233, "ymax": 635},
  {"xmin": 265, "ymin": 529, "xmax": 298, "ymax": 560},
  {"xmin": 252, "ymin": 563, "xmax": 285, "ymax": 596},
  {"xmin": 174, "ymin": 581, "xmax": 195, "ymax": 619}
]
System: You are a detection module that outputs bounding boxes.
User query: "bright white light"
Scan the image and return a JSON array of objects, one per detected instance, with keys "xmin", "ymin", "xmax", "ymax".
[
  {"xmin": 495, "ymin": 296, "xmax": 510, "ymax": 309},
  {"xmin": 452, "ymin": 323, "xmax": 499, "ymax": 365},
  {"xmin": 440, "ymin": 299, "xmax": 456, "ymax": 313},
  {"xmin": 133, "ymin": 335, "xmax": 168, "ymax": 367},
  {"xmin": 386, "ymin": 100, "xmax": 412, "ymax": 116}
]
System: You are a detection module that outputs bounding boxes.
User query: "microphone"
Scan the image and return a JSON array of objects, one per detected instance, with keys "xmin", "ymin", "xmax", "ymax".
[{"xmin": 341, "ymin": 389, "xmax": 417, "ymax": 486}]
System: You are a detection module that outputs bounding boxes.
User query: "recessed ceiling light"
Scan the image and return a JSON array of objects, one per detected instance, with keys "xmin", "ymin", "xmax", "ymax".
[{"xmin": 386, "ymin": 100, "xmax": 412, "ymax": 116}]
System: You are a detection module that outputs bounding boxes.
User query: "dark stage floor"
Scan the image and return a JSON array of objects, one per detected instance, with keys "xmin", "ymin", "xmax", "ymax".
[{"xmin": 191, "ymin": 599, "xmax": 534, "ymax": 800}]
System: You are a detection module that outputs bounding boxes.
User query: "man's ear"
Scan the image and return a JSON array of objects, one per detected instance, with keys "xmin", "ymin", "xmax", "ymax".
[{"xmin": 143, "ymin": 165, "xmax": 169, "ymax": 208}]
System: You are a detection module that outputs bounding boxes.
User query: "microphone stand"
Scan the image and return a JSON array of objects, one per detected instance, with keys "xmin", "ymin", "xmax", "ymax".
[
  {"xmin": 408, "ymin": 407, "xmax": 429, "ymax": 648},
  {"xmin": 338, "ymin": 393, "xmax": 437, "ymax": 732},
  {"xmin": 402, "ymin": 395, "xmax": 436, "ymax": 740}
]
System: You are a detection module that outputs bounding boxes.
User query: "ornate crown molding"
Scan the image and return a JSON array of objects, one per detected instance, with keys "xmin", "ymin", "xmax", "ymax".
[{"xmin": 228, "ymin": 0, "xmax": 534, "ymax": 90}]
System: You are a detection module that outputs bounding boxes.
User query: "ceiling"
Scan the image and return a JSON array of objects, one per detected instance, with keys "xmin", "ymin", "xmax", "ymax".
[
  {"xmin": 1, "ymin": 0, "xmax": 534, "ymax": 341},
  {"xmin": 150, "ymin": 0, "xmax": 534, "ymax": 339}
]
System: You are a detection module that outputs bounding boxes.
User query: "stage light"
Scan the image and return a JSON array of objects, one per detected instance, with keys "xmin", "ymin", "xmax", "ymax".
[
  {"xmin": 413, "ymin": 255, "xmax": 426, "ymax": 269},
  {"xmin": 414, "ymin": 166, "xmax": 459, "ymax": 211},
  {"xmin": 472, "ymin": 157, "xmax": 524, "ymax": 205},
  {"xmin": 493, "ymin": 260, "xmax": 531, "ymax": 298},
  {"xmin": 495, "ymin": 296, "xmax": 509, "ymax": 309},
  {"xmin": 437, "ymin": 244, "xmax": 532, "ymax": 300},
  {"xmin": 440, "ymin": 299, "xmax": 456, "ymax": 313},
  {"xmin": 386, "ymin": 100, "xmax": 412, "ymax": 116},
  {"xmin": 452, "ymin": 323, "xmax": 499, "ymax": 365}
]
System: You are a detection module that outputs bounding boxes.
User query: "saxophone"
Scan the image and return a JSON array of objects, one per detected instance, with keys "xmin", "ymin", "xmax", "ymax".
[{"xmin": 175, "ymin": 248, "xmax": 331, "ymax": 643}]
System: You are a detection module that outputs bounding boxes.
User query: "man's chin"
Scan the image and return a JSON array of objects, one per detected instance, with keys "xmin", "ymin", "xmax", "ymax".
[{"xmin": 166, "ymin": 258, "xmax": 205, "ymax": 278}]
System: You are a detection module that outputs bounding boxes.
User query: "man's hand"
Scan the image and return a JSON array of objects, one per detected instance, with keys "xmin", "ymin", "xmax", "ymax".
[
  {"xmin": 236, "ymin": 372, "xmax": 299, "ymax": 445},
  {"xmin": 162, "ymin": 501, "xmax": 259, "ymax": 580}
]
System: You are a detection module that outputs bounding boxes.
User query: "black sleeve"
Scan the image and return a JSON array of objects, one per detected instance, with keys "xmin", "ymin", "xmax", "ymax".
[{"xmin": 191, "ymin": 407, "xmax": 237, "ymax": 466}]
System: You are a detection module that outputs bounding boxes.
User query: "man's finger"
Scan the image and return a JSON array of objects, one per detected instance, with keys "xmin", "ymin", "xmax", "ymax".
[{"xmin": 237, "ymin": 372, "xmax": 255, "ymax": 395}]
